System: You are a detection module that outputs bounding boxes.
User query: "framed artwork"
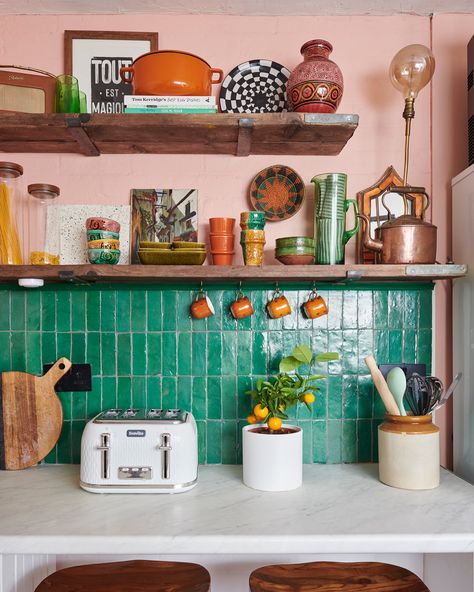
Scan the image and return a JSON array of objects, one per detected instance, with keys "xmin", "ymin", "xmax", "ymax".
[
  {"xmin": 130, "ymin": 188, "xmax": 198, "ymax": 263},
  {"xmin": 64, "ymin": 30, "xmax": 158, "ymax": 113}
]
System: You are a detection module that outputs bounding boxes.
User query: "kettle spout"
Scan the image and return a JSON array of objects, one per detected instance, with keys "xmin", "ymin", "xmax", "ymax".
[{"xmin": 357, "ymin": 213, "xmax": 383, "ymax": 253}]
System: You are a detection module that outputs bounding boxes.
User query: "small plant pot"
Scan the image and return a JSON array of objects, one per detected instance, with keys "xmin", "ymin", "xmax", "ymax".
[
  {"xmin": 210, "ymin": 234, "xmax": 235, "ymax": 251},
  {"xmin": 209, "ymin": 217, "xmax": 235, "ymax": 233},
  {"xmin": 211, "ymin": 251, "xmax": 234, "ymax": 265},
  {"xmin": 242, "ymin": 424, "xmax": 302, "ymax": 491}
]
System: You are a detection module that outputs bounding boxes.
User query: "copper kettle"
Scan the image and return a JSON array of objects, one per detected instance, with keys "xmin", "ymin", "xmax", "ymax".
[{"xmin": 357, "ymin": 187, "xmax": 437, "ymax": 264}]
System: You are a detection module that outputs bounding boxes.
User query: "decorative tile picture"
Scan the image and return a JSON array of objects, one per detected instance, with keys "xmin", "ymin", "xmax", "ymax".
[
  {"xmin": 54, "ymin": 204, "xmax": 131, "ymax": 264},
  {"xmin": 130, "ymin": 188, "xmax": 198, "ymax": 263}
]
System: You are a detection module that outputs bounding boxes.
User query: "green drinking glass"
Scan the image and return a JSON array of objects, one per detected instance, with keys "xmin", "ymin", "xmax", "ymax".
[
  {"xmin": 79, "ymin": 91, "xmax": 88, "ymax": 114},
  {"xmin": 55, "ymin": 74, "xmax": 80, "ymax": 113}
]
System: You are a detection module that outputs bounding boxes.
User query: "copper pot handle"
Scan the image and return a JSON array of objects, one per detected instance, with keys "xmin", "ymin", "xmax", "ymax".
[
  {"xmin": 120, "ymin": 66, "xmax": 134, "ymax": 83},
  {"xmin": 0, "ymin": 64, "xmax": 56, "ymax": 78},
  {"xmin": 210, "ymin": 68, "xmax": 224, "ymax": 84},
  {"xmin": 382, "ymin": 186, "xmax": 430, "ymax": 220}
]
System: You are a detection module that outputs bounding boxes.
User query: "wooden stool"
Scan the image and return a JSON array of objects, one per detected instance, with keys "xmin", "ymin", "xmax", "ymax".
[
  {"xmin": 249, "ymin": 561, "xmax": 430, "ymax": 591},
  {"xmin": 35, "ymin": 560, "xmax": 210, "ymax": 592}
]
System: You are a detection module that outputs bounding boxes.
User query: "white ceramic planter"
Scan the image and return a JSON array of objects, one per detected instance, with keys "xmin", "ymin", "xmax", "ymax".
[
  {"xmin": 242, "ymin": 424, "xmax": 302, "ymax": 491},
  {"xmin": 378, "ymin": 414, "xmax": 440, "ymax": 490}
]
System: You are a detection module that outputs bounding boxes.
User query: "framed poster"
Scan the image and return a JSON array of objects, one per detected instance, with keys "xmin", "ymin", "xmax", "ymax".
[{"xmin": 64, "ymin": 30, "xmax": 158, "ymax": 113}]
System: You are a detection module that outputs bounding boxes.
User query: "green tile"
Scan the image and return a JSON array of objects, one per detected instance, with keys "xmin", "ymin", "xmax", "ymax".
[
  {"xmin": 374, "ymin": 292, "xmax": 388, "ymax": 329},
  {"xmin": 43, "ymin": 447, "xmax": 57, "ymax": 464},
  {"xmin": 116, "ymin": 290, "xmax": 131, "ymax": 332},
  {"xmin": 374, "ymin": 330, "xmax": 389, "ymax": 363},
  {"xmin": 147, "ymin": 333, "xmax": 162, "ymax": 375},
  {"xmin": 116, "ymin": 333, "xmax": 131, "ymax": 375},
  {"xmin": 100, "ymin": 291, "xmax": 116, "ymax": 331},
  {"xmin": 177, "ymin": 332, "xmax": 192, "ymax": 375},
  {"xmin": 161, "ymin": 290, "xmax": 177, "ymax": 331},
  {"xmin": 71, "ymin": 421, "xmax": 85, "ymax": 464},
  {"xmin": 207, "ymin": 332, "xmax": 222, "ymax": 376},
  {"xmin": 207, "ymin": 421, "xmax": 222, "ymax": 464},
  {"xmin": 26, "ymin": 332, "xmax": 41, "ymax": 374},
  {"xmin": 357, "ymin": 419, "xmax": 372, "ymax": 462},
  {"xmin": 10, "ymin": 332, "xmax": 26, "ymax": 370},
  {"xmin": 327, "ymin": 331, "xmax": 343, "ymax": 375},
  {"xmin": 71, "ymin": 333, "xmax": 86, "ymax": 363},
  {"xmin": 388, "ymin": 291, "xmax": 403, "ymax": 328},
  {"xmin": 403, "ymin": 330, "xmax": 416, "ymax": 363},
  {"xmin": 206, "ymin": 290, "xmax": 223, "ymax": 331},
  {"xmin": 312, "ymin": 379, "xmax": 326, "ymax": 419},
  {"xmin": 357, "ymin": 329, "xmax": 373, "ymax": 373},
  {"xmin": 237, "ymin": 376, "xmax": 252, "ymax": 418},
  {"xmin": 0, "ymin": 290, "xmax": 10, "ymax": 330},
  {"xmin": 282, "ymin": 290, "xmax": 298, "ymax": 330},
  {"xmin": 56, "ymin": 291, "xmax": 71, "ymax": 332},
  {"xmin": 177, "ymin": 290, "xmax": 193, "ymax": 331},
  {"xmin": 327, "ymin": 420, "xmax": 342, "ymax": 463},
  {"xmin": 207, "ymin": 377, "xmax": 222, "ymax": 419},
  {"xmin": 327, "ymin": 292, "xmax": 342, "ymax": 330},
  {"xmin": 10, "ymin": 291, "xmax": 25, "ymax": 331},
  {"xmin": 71, "ymin": 392, "xmax": 86, "ymax": 419},
  {"xmin": 87, "ymin": 332, "xmax": 101, "ymax": 375},
  {"xmin": 131, "ymin": 290, "xmax": 147, "ymax": 332},
  {"xmin": 313, "ymin": 420, "xmax": 327, "ymax": 463},
  {"xmin": 299, "ymin": 420, "xmax": 313, "ymax": 463},
  {"xmin": 237, "ymin": 331, "xmax": 252, "ymax": 375},
  {"xmin": 147, "ymin": 289, "xmax": 162, "ymax": 331},
  {"xmin": 252, "ymin": 331, "xmax": 267, "ymax": 375},
  {"xmin": 222, "ymin": 421, "xmax": 237, "ymax": 463},
  {"xmin": 162, "ymin": 376, "xmax": 177, "ymax": 409},
  {"xmin": 343, "ymin": 375, "xmax": 358, "ymax": 419},
  {"xmin": 419, "ymin": 288, "xmax": 432, "ymax": 328},
  {"xmin": 268, "ymin": 330, "xmax": 284, "ymax": 374},
  {"xmin": 102, "ymin": 377, "xmax": 117, "ymax": 409},
  {"xmin": 342, "ymin": 291, "xmax": 358, "ymax": 329},
  {"xmin": 222, "ymin": 290, "xmax": 238, "ymax": 330},
  {"xmin": 117, "ymin": 377, "xmax": 132, "ymax": 408},
  {"xmin": 196, "ymin": 420, "xmax": 206, "ymax": 464},
  {"xmin": 342, "ymin": 420, "xmax": 357, "ymax": 462},
  {"xmin": 41, "ymin": 332, "xmax": 56, "ymax": 366},
  {"xmin": 132, "ymin": 376, "xmax": 146, "ymax": 408},
  {"xmin": 56, "ymin": 332, "xmax": 71, "ymax": 360},
  {"xmin": 147, "ymin": 376, "xmax": 161, "ymax": 408},
  {"xmin": 57, "ymin": 421, "xmax": 72, "ymax": 463},
  {"xmin": 251, "ymin": 290, "xmax": 267, "ymax": 331},
  {"xmin": 418, "ymin": 329, "xmax": 432, "ymax": 369},
  {"xmin": 222, "ymin": 376, "xmax": 237, "ymax": 419},
  {"xmin": 86, "ymin": 377, "xmax": 102, "ymax": 417},
  {"xmin": 342, "ymin": 330, "xmax": 358, "ymax": 373},
  {"xmin": 101, "ymin": 332, "xmax": 116, "ymax": 376},
  {"xmin": 192, "ymin": 376, "xmax": 206, "ymax": 420},
  {"xmin": 71, "ymin": 291, "xmax": 86, "ymax": 332},
  {"xmin": 162, "ymin": 332, "xmax": 177, "ymax": 376},
  {"xmin": 192, "ymin": 332, "xmax": 206, "ymax": 376},
  {"xmin": 283, "ymin": 329, "xmax": 298, "ymax": 357},
  {"xmin": 132, "ymin": 333, "xmax": 147, "ymax": 375},
  {"xmin": 327, "ymin": 375, "xmax": 342, "ymax": 418},
  {"xmin": 357, "ymin": 292, "xmax": 373, "ymax": 328},
  {"xmin": 86, "ymin": 291, "xmax": 100, "ymax": 331},
  {"xmin": 59, "ymin": 392, "xmax": 72, "ymax": 420},
  {"xmin": 26, "ymin": 290, "xmax": 41, "ymax": 331},
  {"xmin": 221, "ymin": 331, "xmax": 236, "ymax": 375},
  {"xmin": 177, "ymin": 376, "xmax": 192, "ymax": 411},
  {"xmin": 388, "ymin": 330, "xmax": 403, "ymax": 363},
  {"xmin": 357, "ymin": 375, "xmax": 373, "ymax": 419},
  {"xmin": 41, "ymin": 291, "xmax": 56, "ymax": 332},
  {"xmin": 403, "ymin": 291, "xmax": 419, "ymax": 328}
]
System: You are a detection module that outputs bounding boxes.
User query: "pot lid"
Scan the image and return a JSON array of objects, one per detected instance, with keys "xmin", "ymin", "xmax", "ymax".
[
  {"xmin": 0, "ymin": 161, "xmax": 23, "ymax": 178},
  {"xmin": 381, "ymin": 214, "xmax": 436, "ymax": 229},
  {"xmin": 28, "ymin": 183, "xmax": 60, "ymax": 199},
  {"xmin": 133, "ymin": 49, "xmax": 211, "ymax": 68}
]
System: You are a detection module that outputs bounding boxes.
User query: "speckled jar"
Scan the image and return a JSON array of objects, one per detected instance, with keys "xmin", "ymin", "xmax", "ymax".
[{"xmin": 287, "ymin": 39, "xmax": 343, "ymax": 113}]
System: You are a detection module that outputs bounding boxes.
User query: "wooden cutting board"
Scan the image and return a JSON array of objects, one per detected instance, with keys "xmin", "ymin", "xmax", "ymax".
[{"xmin": 0, "ymin": 357, "xmax": 72, "ymax": 470}]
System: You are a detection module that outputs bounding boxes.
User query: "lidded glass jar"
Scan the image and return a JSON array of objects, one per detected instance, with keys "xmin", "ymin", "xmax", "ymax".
[
  {"xmin": 0, "ymin": 161, "xmax": 25, "ymax": 264},
  {"xmin": 27, "ymin": 184, "xmax": 61, "ymax": 264}
]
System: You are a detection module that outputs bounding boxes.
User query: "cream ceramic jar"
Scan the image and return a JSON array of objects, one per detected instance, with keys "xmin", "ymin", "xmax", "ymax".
[{"xmin": 378, "ymin": 414, "xmax": 440, "ymax": 490}]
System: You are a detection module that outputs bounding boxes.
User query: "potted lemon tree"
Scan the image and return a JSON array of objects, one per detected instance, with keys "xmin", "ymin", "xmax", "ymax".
[{"xmin": 242, "ymin": 344, "xmax": 338, "ymax": 491}]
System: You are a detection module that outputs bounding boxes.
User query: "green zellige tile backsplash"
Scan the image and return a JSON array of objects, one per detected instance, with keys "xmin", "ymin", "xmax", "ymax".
[{"xmin": 0, "ymin": 282, "xmax": 432, "ymax": 465}]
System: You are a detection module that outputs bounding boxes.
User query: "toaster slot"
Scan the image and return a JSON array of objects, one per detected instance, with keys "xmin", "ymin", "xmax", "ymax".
[
  {"xmin": 97, "ymin": 433, "xmax": 110, "ymax": 479},
  {"xmin": 158, "ymin": 433, "xmax": 172, "ymax": 479}
]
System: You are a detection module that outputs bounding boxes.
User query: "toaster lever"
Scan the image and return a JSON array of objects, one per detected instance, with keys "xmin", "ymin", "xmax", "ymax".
[
  {"xmin": 158, "ymin": 433, "xmax": 172, "ymax": 479},
  {"xmin": 97, "ymin": 433, "xmax": 110, "ymax": 479}
]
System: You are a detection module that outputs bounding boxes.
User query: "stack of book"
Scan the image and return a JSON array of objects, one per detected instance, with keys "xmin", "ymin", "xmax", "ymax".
[{"xmin": 124, "ymin": 95, "xmax": 217, "ymax": 114}]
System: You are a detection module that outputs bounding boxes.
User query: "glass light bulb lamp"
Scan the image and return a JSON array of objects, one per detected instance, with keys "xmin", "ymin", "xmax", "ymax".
[{"xmin": 389, "ymin": 44, "xmax": 435, "ymax": 198}]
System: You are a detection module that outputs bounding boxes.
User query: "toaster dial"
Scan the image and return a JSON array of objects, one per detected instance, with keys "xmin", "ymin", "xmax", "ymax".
[
  {"xmin": 96, "ymin": 433, "xmax": 110, "ymax": 479},
  {"xmin": 158, "ymin": 433, "xmax": 172, "ymax": 479},
  {"xmin": 118, "ymin": 467, "xmax": 153, "ymax": 480}
]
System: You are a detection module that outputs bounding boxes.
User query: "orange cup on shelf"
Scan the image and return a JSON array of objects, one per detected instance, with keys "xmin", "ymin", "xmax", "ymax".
[
  {"xmin": 303, "ymin": 290, "xmax": 328, "ymax": 319},
  {"xmin": 211, "ymin": 252, "xmax": 234, "ymax": 265},
  {"xmin": 209, "ymin": 217, "xmax": 235, "ymax": 233},
  {"xmin": 209, "ymin": 234, "xmax": 235, "ymax": 252},
  {"xmin": 230, "ymin": 292, "xmax": 254, "ymax": 320},
  {"xmin": 267, "ymin": 289, "xmax": 292, "ymax": 319}
]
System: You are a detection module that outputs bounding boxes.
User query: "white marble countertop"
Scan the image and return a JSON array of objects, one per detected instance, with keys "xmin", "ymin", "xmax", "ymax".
[{"xmin": 1, "ymin": 464, "xmax": 474, "ymax": 555}]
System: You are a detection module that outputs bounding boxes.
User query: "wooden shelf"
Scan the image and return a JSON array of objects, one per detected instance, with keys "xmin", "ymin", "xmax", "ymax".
[
  {"xmin": 0, "ymin": 112, "xmax": 359, "ymax": 157},
  {"xmin": 0, "ymin": 263, "xmax": 467, "ymax": 285}
]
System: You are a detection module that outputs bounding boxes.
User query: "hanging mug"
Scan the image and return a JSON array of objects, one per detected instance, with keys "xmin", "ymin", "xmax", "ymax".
[
  {"xmin": 267, "ymin": 288, "xmax": 292, "ymax": 319},
  {"xmin": 230, "ymin": 288, "xmax": 254, "ymax": 320},
  {"xmin": 303, "ymin": 289, "xmax": 328, "ymax": 319},
  {"xmin": 190, "ymin": 288, "xmax": 215, "ymax": 319}
]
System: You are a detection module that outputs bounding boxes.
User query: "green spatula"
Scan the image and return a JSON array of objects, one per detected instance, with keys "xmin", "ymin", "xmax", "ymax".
[{"xmin": 387, "ymin": 367, "xmax": 407, "ymax": 416}]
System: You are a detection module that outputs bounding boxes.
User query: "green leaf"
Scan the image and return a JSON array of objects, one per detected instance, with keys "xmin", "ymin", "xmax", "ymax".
[
  {"xmin": 279, "ymin": 356, "xmax": 301, "ymax": 373},
  {"xmin": 256, "ymin": 378, "xmax": 263, "ymax": 390},
  {"xmin": 307, "ymin": 374, "xmax": 326, "ymax": 381},
  {"xmin": 292, "ymin": 344, "xmax": 313, "ymax": 364},
  {"xmin": 315, "ymin": 352, "xmax": 340, "ymax": 362}
]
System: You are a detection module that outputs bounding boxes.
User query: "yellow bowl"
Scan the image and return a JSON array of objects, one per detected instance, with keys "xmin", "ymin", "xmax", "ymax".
[
  {"xmin": 139, "ymin": 241, "xmax": 172, "ymax": 249},
  {"xmin": 88, "ymin": 239, "xmax": 120, "ymax": 250}
]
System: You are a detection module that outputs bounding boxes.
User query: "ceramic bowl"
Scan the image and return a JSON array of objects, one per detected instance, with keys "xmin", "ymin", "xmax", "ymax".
[
  {"xmin": 87, "ymin": 230, "xmax": 120, "ymax": 241},
  {"xmin": 86, "ymin": 217, "xmax": 121, "ymax": 232},
  {"xmin": 88, "ymin": 248, "xmax": 121, "ymax": 265},
  {"xmin": 275, "ymin": 236, "xmax": 315, "ymax": 249},
  {"xmin": 88, "ymin": 239, "xmax": 120, "ymax": 250},
  {"xmin": 139, "ymin": 241, "xmax": 172, "ymax": 249},
  {"xmin": 275, "ymin": 245, "xmax": 315, "ymax": 256},
  {"xmin": 276, "ymin": 253, "xmax": 315, "ymax": 265},
  {"xmin": 138, "ymin": 249, "xmax": 206, "ymax": 265},
  {"xmin": 172, "ymin": 241, "xmax": 206, "ymax": 250}
]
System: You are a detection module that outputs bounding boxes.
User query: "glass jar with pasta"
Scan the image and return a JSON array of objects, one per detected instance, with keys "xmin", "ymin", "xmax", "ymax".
[
  {"xmin": 27, "ymin": 183, "xmax": 60, "ymax": 265},
  {"xmin": 0, "ymin": 161, "xmax": 25, "ymax": 264}
]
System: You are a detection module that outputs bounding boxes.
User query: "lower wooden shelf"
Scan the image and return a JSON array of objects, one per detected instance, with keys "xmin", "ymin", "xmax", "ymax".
[{"xmin": 0, "ymin": 263, "xmax": 467, "ymax": 285}]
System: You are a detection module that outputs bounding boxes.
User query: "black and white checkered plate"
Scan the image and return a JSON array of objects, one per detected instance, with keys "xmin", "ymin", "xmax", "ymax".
[{"xmin": 219, "ymin": 59, "xmax": 290, "ymax": 113}]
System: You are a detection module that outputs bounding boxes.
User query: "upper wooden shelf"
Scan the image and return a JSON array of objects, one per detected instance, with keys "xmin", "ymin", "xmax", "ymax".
[
  {"xmin": 0, "ymin": 263, "xmax": 467, "ymax": 285},
  {"xmin": 0, "ymin": 112, "xmax": 359, "ymax": 157}
]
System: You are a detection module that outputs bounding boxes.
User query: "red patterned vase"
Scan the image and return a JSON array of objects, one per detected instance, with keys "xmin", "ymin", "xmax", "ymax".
[{"xmin": 288, "ymin": 39, "xmax": 343, "ymax": 113}]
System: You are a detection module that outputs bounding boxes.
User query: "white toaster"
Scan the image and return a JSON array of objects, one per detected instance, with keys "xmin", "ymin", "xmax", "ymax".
[{"xmin": 80, "ymin": 408, "xmax": 198, "ymax": 493}]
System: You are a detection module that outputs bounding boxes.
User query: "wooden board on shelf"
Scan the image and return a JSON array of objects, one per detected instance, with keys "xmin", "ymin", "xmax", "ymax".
[{"xmin": 0, "ymin": 263, "xmax": 467, "ymax": 285}]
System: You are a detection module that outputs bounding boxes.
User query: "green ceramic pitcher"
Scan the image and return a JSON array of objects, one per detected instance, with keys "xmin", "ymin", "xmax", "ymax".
[{"xmin": 311, "ymin": 172, "xmax": 359, "ymax": 264}]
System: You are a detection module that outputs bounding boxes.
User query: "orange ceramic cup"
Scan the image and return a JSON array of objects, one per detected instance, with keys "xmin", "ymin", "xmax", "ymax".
[
  {"xmin": 267, "ymin": 293, "xmax": 292, "ymax": 319},
  {"xmin": 210, "ymin": 234, "xmax": 235, "ymax": 252},
  {"xmin": 303, "ymin": 293, "xmax": 328, "ymax": 319},
  {"xmin": 190, "ymin": 294, "xmax": 215, "ymax": 319},
  {"xmin": 211, "ymin": 251, "xmax": 234, "ymax": 265},
  {"xmin": 230, "ymin": 295, "xmax": 254, "ymax": 320},
  {"xmin": 209, "ymin": 217, "xmax": 235, "ymax": 233}
]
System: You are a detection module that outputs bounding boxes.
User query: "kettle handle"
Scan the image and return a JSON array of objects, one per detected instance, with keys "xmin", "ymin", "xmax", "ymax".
[
  {"xmin": 342, "ymin": 199, "xmax": 360, "ymax": 245},
  {"xmin": 382, "ymin": 186, "xmax": 430, "ymax": 220}
]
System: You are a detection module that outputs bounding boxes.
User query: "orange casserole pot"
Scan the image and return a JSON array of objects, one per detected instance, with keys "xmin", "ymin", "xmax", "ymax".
[{"xmin": 120, "ymin": 50, "xmax": 223, "ymax": 96}]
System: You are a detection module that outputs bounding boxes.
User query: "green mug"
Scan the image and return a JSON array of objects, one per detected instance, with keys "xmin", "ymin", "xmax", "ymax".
[{"xmin": 55, "ymin": 74, "xmax": 80, "ymax": 114}]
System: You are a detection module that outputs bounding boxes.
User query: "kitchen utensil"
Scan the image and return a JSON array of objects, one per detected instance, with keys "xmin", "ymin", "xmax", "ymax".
[
  {"xmin": 358, "ymin": 186, "xmax": 437, "ymax": 264},
  {"xmin": 302, "ymin": 290, "xmax": 328, "ymax": 319},
  {"xmin": 432, "ymin": 372, "xmax": 462, "ymax": 412},
  {"xmin": 88, "ymin": 248, "xmax": 121, "ymax": 264},
  {"xmin": 364, "ymin": 356, "xmax": 400, "ymax": 415},
  {"xmin": 80, "ymin": 408, "xmax": 198, "ymax": 493},
  {"xmin": 0, "ymin": 357, "xmax": 72, "ymax": 470},
  {"xmin": 120, "ymin": 50, "xmax": 223, "ymax": 96},
  {"xmin": 190, "ymin": 289, "xmax": 215, "ymax": 319},
  {"xmin": 386, "ymin": 367, "xmax": 407, "ymax": 416},
  {"xmin": 230, "ymin": 290, "xmax": 254, "ymax": 320},
  {"xmin": 426, "ymin": 376, "xmax": 443, "ymax": 409},
  {"xmin": 405, "ymin": 373, "xmax": 444, "ymax": 415},
  {"xmin": 209, "ymin": 218, "xmax": 235, "ymax": 233},
  {"xmin": 266, "ymin": 288, "xmax": 292, "ymax": 319},
  {"xmin": 250, "ymin": 165, "xmax": 305, "ymax": 221},
  {"xmin": 219, "ymin": 59, "xmax": 290, "ymax": 113}
]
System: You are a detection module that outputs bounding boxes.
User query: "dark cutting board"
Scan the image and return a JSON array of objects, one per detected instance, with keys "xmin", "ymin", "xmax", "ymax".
[{"xmin": 0, "ymin": 357, "xmax": 72, "ymax": 470}]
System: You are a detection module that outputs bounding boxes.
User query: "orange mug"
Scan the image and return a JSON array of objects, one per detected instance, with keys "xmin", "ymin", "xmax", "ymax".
[
  {"xmin": 190, "ymin": 291, "xmax": 215, "ymax": 319},
  {"xmin": 267, "ymin": 290, "xmax": 292, "ymax": 319},
  {"xmin": 303, "ymin": 291, "xmax": 328, "ymax": 319},
  {"xmin": 230, "ymin": 292, "xmax": 254, "ymax": 320}
]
